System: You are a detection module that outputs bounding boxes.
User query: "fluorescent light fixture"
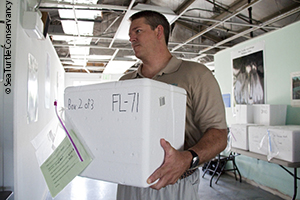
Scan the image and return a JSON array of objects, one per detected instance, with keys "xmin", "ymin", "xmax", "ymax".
[
  {"xmin": 61, "ymin": 20, "xmax": 94, "ymax": 35},
  {"xmin": 51, "ymin": 35, "xmax": 70, "ymax": 41},
  {"xmin": 69, "ymin": 38, "xmax": 92, "ymax": 45},
  {"xmin": 103, "ymin": 61, "xmax": 137, "ymax": 74},
  {"xmin": 56, "ymin": 0, "xmax": 98, "ymax": 4},
  {"xmin": 69, "ymin": 46, "xmax": 90, "ymax": 56},
  {"xmin": 57, "ymin": 2, "xmax": 102, "ymax": 71},
  {"xmin": 58, "ymin": 9, "xmax": 102, "ymax": 20},
  {"xmin": 89, "ymin": 55, "xmax": 112, "ymax": 60},
  {"xmin": 51, "ymin": 36, "xmax": 92, "ymax": 45},
  {"xmin": 124, "ymin": 55, "xmax": 138, "ymax": 60},
  {"xmin": 69, "ymin": 46, "xmax": 90, "ymax": 67},
  {"xmin": 72, "ymin": 59, "xmax": 87, "ymax": 65}
]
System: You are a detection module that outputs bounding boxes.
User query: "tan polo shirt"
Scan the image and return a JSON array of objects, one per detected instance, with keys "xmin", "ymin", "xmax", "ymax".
[{"xmin": 120, "ymin": 56, "xmax": 227, "ymax": 149}]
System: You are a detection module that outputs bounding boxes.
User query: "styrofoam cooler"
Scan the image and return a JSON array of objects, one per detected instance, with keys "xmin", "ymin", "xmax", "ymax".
[
  {"xmin": 230, "ymin": 124, "xmax": 257, "ymax": 150},
  {"xmin": 235, "ymin": 105, "xmax": 253, "ymax": 124},
  {"xmin": 248, "ymin": 126, "xmax": 271, "ymax": 155},
  {"xmin": 269, "ymin": 126, "xmax": 300, "ymax": 162},
  {"xmin": 64, "ymin": 79, "xmax": 186, "ymax": 187},
  {"xmin": 248, "ymin": 125, "xmax": 300, "ymax": 162},
  {"xmin": 252, "ymin": 104, "xmax": 287, "ymax": 125}
]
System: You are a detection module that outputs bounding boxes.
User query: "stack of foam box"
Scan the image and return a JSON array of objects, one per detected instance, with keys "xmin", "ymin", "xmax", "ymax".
[
  {"xmin": 248, "ymin": 125, "xmax": 300, "ymax": 162},
  {"xmin": 252, "ymin": 104, "xmax": 287, "ymax": 126},
  {"xmin": 231, "ymin": 105, "xmax": 256, "ymax": 150},
  {"xmin": 64, "ymin": 79, "xmax": 187, "ymax": 187},
  {"xmin": 234, "ymin": 104, "xmax": 287, "ymax": 126},
  {"xmin": 231, "ymin": 104, "xmax": 287, "ymax": 151},
  {"xmin": 246, "ymin": 104, "xmax": 288, "ymax": 160},
  {"xmin": 231, "ymin": 124, "xmax": 258, "ymax": 150},
  {"xmin": 232, "ymin": 104, "xmax": 300, "ymax": 163}
]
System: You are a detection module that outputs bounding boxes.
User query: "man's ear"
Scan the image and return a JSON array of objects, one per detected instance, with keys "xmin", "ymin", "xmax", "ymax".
[{"xmin": 156, "ymin": 25, "xmax": 164, "ymax": 41}]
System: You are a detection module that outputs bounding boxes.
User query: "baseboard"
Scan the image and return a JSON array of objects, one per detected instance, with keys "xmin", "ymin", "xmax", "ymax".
[{"xmin": 226, "ymin": 172, "xmax": 291, "ymax": 200}]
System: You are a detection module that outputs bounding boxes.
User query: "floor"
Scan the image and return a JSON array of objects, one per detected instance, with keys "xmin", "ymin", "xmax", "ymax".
[{"xmin": 46, "ymin": 169, "xmax": 286, "ymax": 200}]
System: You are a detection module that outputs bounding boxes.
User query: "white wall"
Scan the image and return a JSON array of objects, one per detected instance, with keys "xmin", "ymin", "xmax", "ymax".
[
  {"xmin": 65, "ymin": 73, "xmax": 123, "ymax": 88},
  {"xmin": 0, "ymin": 0, "xmax": 65, "ymax": 199},
  {"xmin": 214, "ymin": 21, "xmax": 300, "ymax": 198}
]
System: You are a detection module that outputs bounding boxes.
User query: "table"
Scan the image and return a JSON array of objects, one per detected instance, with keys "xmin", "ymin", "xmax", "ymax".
[{"xmin": 231, "ymin": 147, "xmax": 300, "ymax": 200}]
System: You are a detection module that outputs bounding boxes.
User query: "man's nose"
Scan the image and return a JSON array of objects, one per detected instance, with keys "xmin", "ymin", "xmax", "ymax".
[{"xmin": 129, "ymin": 34, "xmax": 136, "ymax": 43}]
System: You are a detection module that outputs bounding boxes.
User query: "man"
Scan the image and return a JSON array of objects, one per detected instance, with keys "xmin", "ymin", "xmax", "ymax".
[{"xmin": 117, "ymin": 10, "xmax": 227, "ymax": 200}]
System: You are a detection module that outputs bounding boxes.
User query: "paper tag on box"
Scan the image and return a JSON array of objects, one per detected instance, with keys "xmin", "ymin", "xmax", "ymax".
[{"xmin": 40, "ymin": 130, "xmax": 92, "ymax": 197}]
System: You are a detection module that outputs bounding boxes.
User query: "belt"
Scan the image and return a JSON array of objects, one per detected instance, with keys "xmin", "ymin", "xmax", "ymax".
[{"xmin": 180, "ymin": 168, "xmax": 197, "ymax": 179}]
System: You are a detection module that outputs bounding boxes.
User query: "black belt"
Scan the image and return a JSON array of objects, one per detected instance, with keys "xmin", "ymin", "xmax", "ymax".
[{"xmin": 180, "ymin": 168, "xmax": 197, "ymax": 179}]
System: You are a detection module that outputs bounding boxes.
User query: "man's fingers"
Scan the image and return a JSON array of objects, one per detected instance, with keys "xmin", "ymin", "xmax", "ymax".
[
  {"xmin": 160, "ymin": 138, "xmax": 170, "ymax": 149},
  {"xmin": 147, "ymin": 170, "xmax": 161, "ymax": 184},
  {"xmin": 149, "ymin": 175, "xmax": 171, "ymax": 190},
  {"xmin": 150, "ymin": 180, "xmax": 164, "ymax": 190},
  {"xmin": 146, "ymin": 139, "xmax": 170, "ymax": 185},
  {"xmin": 147, "ymin": 138, "xmax": 181, "ymax": 190},
  {"xmin": 160, "ymin": 138, "xmax": 174, "ymax": 157}
]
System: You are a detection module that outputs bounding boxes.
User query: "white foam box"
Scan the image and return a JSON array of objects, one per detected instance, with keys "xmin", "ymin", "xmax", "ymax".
[
  {"xmin": 252, "ymin": 104, "xmax": 287, "ymax": 125},
  {"xmin": 230, "ymin": 124, "xmax": 257, "ymax": 150},
  {"xmin": 235, "ymin": 105, "xmax": 253, "ymax": 124},
  {"xmin": 269, "ymin": 126, "xmax": 300, "ymax": 162},
  {"xmin": 248, "ymin": 125, "xmax": 272, "ymax": 155},
  {"xmin": 64, "ymin": 79, "xmax": 186, "ymax": 187},
  {"xmin": 248, "ymin": 126, "xmax": 300, "ymax": 162}
]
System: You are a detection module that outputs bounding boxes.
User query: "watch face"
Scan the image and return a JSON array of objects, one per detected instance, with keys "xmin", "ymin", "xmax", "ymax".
[
  {"xmin": 188, "ymin": 150, "xmax": 199, "ymax": 170},
  {"xmin": 192, "ymin": 157, "xmax": 199, "ymax": 168}
]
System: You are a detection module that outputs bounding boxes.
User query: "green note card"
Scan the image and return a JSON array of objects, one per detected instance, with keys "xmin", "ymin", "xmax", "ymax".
[{"xmin": 40, "ymin": 130, "xmax": 92, "ymax": 197}]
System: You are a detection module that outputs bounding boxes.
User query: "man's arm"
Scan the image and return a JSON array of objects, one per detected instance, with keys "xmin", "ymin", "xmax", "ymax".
[{"xmin": 147, "ymin": 128, "xmax": 228, "ymax": 190}]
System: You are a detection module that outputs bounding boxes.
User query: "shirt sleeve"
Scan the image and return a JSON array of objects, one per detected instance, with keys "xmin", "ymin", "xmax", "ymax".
[{"xmin": 192, "ymin": 70, "xmax": 227, "ymax": 134}]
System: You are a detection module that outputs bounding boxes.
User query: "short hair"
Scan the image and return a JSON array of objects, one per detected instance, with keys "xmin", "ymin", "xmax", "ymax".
[{"xmin": 129, "ymin": 10, "xmax": 170, "ymax": 45}]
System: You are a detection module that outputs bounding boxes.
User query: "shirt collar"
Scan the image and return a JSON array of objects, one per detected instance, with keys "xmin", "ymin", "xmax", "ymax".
[{"xmin": 134, "ymin": 56, "xmax": 182, "ymax": 78}]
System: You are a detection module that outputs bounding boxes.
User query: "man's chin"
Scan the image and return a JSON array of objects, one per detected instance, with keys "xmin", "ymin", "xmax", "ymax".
[{"xmin": 134, "ymin": 52, "xmax": 142, "ymax": 59}]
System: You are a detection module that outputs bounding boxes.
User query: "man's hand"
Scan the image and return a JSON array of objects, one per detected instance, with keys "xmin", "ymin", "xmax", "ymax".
[{"xmin": 147, "ymin": 138, "xmax": 191, "ymax": 190}]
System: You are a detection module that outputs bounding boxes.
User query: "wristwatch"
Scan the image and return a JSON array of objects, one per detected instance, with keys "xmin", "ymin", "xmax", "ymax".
[{"xmin": 188, "ymin": 149, "xmax": 199, "ymax": 170}]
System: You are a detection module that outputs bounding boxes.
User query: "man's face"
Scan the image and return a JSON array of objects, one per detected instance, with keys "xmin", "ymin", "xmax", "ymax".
[{"xmin": 128, "ymin": 17, "xmax": 158, "ymax": 59}]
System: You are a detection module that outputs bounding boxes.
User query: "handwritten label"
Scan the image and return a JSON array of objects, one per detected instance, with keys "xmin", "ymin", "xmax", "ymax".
[
  {"xmin": 112, "ymin": 92, "xmax": 140, "ymax": 112},
  {"xmin": 40, "ymin": 130, "xmax": 92, "ymax": 197},
  {"xmin": 238, "ymin": 46, "xmax": 255, "ymax": 55},
  {"xmin": 68, "ymin": 98, "xmax": 94, "ymax": 110},
  {"xmin": 67, "ymin": 92, "xmax": 140, "ymax": 113},
  {"xmin": 260, "ymin": 107, "xmax": 268, "ymax": 115}
]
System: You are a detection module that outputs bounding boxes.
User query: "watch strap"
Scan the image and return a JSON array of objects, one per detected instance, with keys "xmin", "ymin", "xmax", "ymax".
[{"xmin": 188, "ymin": 149, "xmax": 198, "ymax": 168}]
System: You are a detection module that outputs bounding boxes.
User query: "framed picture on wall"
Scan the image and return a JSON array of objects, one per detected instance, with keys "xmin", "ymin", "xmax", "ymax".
[
  {"xmin": 231, "ymin": 41, "xmax": 266, "ymax": 107},
  {"xmin": 291, "ymin": 71, "xmax": 300, "ymax": 107}
]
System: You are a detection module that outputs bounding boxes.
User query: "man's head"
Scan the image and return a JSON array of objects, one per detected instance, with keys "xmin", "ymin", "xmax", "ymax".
[{"xmin": 129, "ymin": 10, "xmax": 170, "ymax": 45}]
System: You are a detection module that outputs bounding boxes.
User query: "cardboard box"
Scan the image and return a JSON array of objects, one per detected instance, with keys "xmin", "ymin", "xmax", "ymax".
[
  {"xmin": 249, "ymin": 126, "xmax": 300, "ymax": 162},
  {"xmin": 235, "ymin": 105, "xmax": 253, "ymax": 124},
  {"xmin": 230, "ymin": 124, "xmax": 257, "ymax": 150},
  {"xmin": 64, "ymin": 79, "xmax": 186, "ymax": 187},
  {"xmin": 252, "ymin": 104, "xmax": 287, "ymax": 125}
]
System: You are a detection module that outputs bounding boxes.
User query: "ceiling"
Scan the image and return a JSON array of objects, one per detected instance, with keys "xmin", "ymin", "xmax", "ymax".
[{"xmin": 38, "ymin": 0, "xmax": 300, "ymax": 74}]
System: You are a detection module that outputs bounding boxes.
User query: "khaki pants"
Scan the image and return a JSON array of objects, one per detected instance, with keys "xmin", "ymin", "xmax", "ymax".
[{"xmin": 116, "ymin": 169, "xmax": 200, "ymax": 200}]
